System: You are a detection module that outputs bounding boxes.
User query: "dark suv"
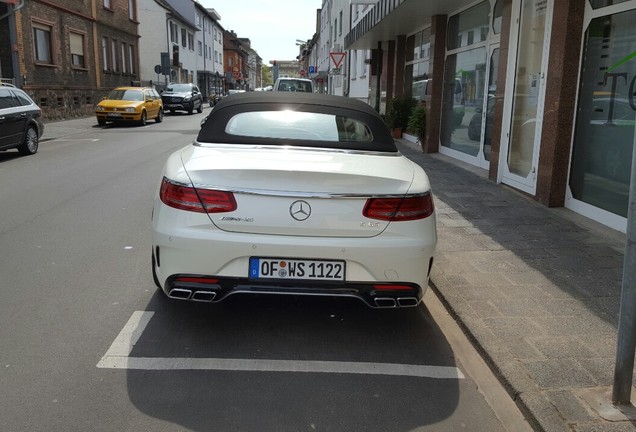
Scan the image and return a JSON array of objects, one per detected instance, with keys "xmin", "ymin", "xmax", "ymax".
[
  {"xmin": 0, "ymin": 84, "xmax": 44, "ymax": 156},
  {"xmin": 161, "ymin": 83, "xmax": 203, "ymax": 115}
]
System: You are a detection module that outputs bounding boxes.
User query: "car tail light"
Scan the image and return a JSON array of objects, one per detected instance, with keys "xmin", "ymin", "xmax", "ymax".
[
  {"xmin": 160, "ymin": 177, "xmax": 237, "ymax": 213},
  {"xmin": 363, "ymin": 194, "xmax": 434, "ymax": 221}
]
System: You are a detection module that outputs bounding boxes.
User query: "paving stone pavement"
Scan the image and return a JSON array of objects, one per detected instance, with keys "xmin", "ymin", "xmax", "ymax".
[
  {"xmin": 397, "ymin": 139, "xmax": 635, "ymax": 432},
  {"xmin": 41, "ymin": 118, "xmax": 636, "ymax": 431}
]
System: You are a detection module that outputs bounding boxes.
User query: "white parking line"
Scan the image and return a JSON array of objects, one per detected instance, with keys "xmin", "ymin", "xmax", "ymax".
[{"xmin": 97, "ymin": 311, "xmax": 464, "ymax": 379}]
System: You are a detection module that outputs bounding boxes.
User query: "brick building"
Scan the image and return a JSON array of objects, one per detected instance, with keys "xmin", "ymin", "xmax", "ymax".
[{"xmin": 0, "ymin": 0, "xmax": 139, "ymax": 121}]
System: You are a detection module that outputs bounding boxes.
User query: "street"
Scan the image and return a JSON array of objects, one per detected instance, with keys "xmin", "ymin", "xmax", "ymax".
[{"xmin": 0, "ymin": 109, "xmax": 528, "ymax": 431}]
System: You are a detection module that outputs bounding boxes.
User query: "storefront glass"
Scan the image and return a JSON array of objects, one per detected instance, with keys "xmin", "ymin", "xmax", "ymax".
[
  {"xmin": 407, "ymin": 29, "xmax": 431, "ymax": 103},
  {"xmin": 590, "ymin": 0, "xmax": 632, "ymax": 8},
  {"xmin": 441, "ymin": 48, "xmax": 488, "ymax": 156},
  {"xmin": 442, "ymin": 2, "xmax": 490, "ymax": 157},
  {"xmin": 569, "ymin": 9, "xmax": 636, "ymax": 217}
]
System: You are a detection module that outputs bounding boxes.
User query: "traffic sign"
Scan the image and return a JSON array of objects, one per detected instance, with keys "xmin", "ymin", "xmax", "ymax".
[
  {"xmin": 330, "ymin": 52, "xmax": 346, "ymax": 68},
  {"xmin": 300, "ymin": 69, "xmax": 306, "ymax": 77},
  {"xmin": 308, "ymin": 66, "xmax": 315, "ymax": 74}
]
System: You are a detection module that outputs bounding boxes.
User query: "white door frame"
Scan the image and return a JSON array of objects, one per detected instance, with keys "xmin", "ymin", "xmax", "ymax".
[{"xmin": 498, "ymin": 0, "xmax": 554, "ymax": 195}]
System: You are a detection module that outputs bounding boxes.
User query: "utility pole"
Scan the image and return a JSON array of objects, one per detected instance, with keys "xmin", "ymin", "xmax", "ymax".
[{"xmin": 612, "ymin": 123, "xmax": 636, "ymax": 404}]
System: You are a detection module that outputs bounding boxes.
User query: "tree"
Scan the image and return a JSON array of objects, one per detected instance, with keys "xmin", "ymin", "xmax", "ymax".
[{"xmin": 262, "ymin": 66, "xmax": 273, "ymax": 87}]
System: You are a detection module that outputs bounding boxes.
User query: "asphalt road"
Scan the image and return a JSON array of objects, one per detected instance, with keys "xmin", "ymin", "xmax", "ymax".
[{"xmin": 0, "ymin": 108, "xmax": 527, "ymax": 431}]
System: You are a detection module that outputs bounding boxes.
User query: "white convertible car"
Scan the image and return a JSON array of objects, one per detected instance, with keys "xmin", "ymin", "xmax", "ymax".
[{"xmin": 151, "ymin": 92, "xmax": 437, "ymax": 308}]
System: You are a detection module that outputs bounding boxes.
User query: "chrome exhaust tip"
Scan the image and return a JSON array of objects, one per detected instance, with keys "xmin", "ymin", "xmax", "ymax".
[
  {"xmin": 168, "ymin": 288, "xmax": 193, "ymax": 300},
  {"xmin": 374, "ymin": 297, "xmax": 397, "ymax": 308},
  {"xmin": 191, "ymin": 291, "xmax": 217, "ymax": 302},
  {"xmin": 397, "ymin": 297, "xmax": 420, "ymax": 307}
]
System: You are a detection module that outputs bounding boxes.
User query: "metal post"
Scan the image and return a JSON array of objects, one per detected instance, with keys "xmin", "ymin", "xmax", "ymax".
[
  {"xmin": 612, "ymin": 120, "xmax": 636, "ymax": 404},
  {"xmin": 375, "ymin": 41, "xmax": 382, "ymax": 112}
]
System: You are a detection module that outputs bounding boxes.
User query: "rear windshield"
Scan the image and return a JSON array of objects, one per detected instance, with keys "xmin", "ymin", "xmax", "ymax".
[
  {"xmin": 276, "ymin": 80, "xmax": 313, "ymax": 92},
  {"xmin": 225, "ymin": 111, "xmax": 373, "ymax": 143}
]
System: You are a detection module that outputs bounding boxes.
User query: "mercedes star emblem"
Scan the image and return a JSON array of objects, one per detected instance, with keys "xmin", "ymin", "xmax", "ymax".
[{"xmin": 290, "ymin": 200, "xmax": 311, "ymax": 221}]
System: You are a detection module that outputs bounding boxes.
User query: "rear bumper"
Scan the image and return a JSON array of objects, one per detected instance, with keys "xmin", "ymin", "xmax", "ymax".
[
  {"xmin": 151, "ymin": 204, "xmax": 436, "ymax": 308},
  {"xmin": 161, "ymin": 272, "xmax": 427, "ymax": 308}
]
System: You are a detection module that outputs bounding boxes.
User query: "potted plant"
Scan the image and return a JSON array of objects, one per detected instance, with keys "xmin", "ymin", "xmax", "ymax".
[
  {"xmin": 407, "ymin": 104, "xmax": 427, "ymax": 145},
  {"xmin": 385, "ymin": 96, "xmax": 416, "ymax": 138}
]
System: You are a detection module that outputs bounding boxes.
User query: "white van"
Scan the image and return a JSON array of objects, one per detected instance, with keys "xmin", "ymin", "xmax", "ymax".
[{"xmin": 273, "ymin": 78, "xmax": 314, "ymax": 93}]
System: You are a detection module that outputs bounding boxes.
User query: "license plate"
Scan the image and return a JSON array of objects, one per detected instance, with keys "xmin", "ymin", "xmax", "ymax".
[
  {"xmin": 165, "ymin": 104, "xmax": 176, "ymax": 107},
  {"xmin": 249, "ymin": 257, "xmax": 345, "ymax": 281},
  {"xmin": 107, "ymin": 112, "xmax": 121, "ymax": 118}
]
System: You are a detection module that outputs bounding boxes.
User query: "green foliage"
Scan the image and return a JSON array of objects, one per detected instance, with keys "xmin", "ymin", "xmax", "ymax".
[
  {"xmin": 407, "ymin": 104, "xmax": 427, "ymax": 143},
  {"xmin": 385, "ymin": 96, "xmax": 417, "ymax": 130}
]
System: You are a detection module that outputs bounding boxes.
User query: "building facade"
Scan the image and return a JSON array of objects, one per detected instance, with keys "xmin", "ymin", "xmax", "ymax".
[
  {"xmin": 343, "ymin": 0, "xmax": 636, "ymax": 234},
  {"xmin": 195, "ymin": 7, "xmax": 224, "ymax": 100}
]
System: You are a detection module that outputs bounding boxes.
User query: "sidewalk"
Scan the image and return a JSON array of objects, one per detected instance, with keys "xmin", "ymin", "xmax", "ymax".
[
  {"xmin": 42, "ymin": 117, "xmax": 635, "ymax": 431},
  {"xmin": 397, "ymin": 138, "xmax": 635, "ymax": 432}
]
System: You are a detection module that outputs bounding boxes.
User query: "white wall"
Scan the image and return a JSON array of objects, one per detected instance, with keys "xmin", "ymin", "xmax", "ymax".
[{"xmin": 137, "ymin": 0, "xmax": 170, "ymax": 85}]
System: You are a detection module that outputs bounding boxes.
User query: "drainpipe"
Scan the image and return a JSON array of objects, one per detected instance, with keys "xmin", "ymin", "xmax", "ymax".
[{"xmin": 1, "ymin": 0, "xmax": 25, "ymax": 87}]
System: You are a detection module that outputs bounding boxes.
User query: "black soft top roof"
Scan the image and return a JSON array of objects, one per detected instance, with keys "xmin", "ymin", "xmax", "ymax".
[{"xmin": 196, "ymin": 92, "xmax": 397, "ymax": 152}]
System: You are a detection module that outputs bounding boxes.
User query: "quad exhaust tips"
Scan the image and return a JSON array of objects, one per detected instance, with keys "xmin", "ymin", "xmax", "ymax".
[
  {"xmin": 373, "ymin": 297, "xmax": 420, "ymax": 308},
  {"xmin": 168, "ymin": 288, "xmax": 217, "ymax": 302}
]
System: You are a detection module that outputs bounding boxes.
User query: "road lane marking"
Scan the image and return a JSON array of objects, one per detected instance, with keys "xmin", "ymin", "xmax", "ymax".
[{"xmin": 97, "ymin": 311, "xmax": 464, "ymax": 379}]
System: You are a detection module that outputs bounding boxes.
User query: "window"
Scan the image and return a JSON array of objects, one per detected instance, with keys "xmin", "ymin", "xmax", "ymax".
[
  {"xmin": 170, "ymin": 22, "xmax": 178, "ymax": 44},
  {"xmin": 121, "ymin": 43, "xmax": 127, "ymax": 73},
  {"xmin": 111, "ymin": 39, "xmax": 118, "ymax": 72},
  {"xmin": 70, "ymin": 31, "xmax": 85, "ymax": 68},
  {"xmin": 181, "ymin": 29, "xmax": 186, "ymax": 48},
  {"xmin": 128, "ymin": 44, "xmax": 135, "ymax": 74},
  {"xmin": 188, "ymin": 33, "xmax": 194, "ymax": 51},
  {"xmin": 226, "ymin": 112, "xmax": 373, "ymax": 145},
  {"xmin": 104, "ymin": 0, "xmax": 111, "ymax": 9},
  {"xmin": 339, "ymin": 11, "xmax": 343, "ymax": 36},
  {"xmin": 446, "ymin": 1, "xmax": 490, "ymax": 50},
  {"xmin": 0, "ymin": 88, "xmax": 16, "ymax": 109},
  {"xmin": 569, "ymin": 8, "xmax": 636, "ymax": 218},
  {"xmin": 33, "ymin": 21, "xmax": 53, "ymax": 64},
  {"xmin": 198, "ymin": 41, "xmax": 203, "ymax": 56},
  {"xmin": 102, "ymin": 36, "xmax": 108, "ymax": 70},
  {"xmin": 128, "ymin": 0, "xmax": 137, "ymax": 21}
]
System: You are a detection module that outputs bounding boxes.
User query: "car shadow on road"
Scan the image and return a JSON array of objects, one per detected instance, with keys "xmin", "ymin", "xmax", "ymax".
[{"xmin": 123, "ymin": 291, "xmax": 464, "ymax": 431}]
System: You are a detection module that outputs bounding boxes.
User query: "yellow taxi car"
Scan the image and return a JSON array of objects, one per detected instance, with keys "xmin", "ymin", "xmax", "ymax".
[{"xmin": 95, "ymin": 86, "xmax": 163, "ymax": 126}]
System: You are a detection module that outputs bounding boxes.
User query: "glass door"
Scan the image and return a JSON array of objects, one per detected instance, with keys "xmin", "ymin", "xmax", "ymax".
[
  {"xmin": 475, "ymin": 45, "xmax": 499, "ymax": 168},
  {"xmin": 499, "ymin": 0, "xmax": 552, "ymax": 194}
]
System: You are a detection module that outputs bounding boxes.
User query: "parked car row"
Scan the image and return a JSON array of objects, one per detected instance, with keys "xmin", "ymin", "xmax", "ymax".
[{"xmin": 95, "ymin": 83, "xmax": 205, "ymax": 127}]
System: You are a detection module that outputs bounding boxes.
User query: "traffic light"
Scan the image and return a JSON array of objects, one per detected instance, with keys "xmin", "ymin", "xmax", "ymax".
[{"xmin": 172, "ymin": 44, "xmax": 179, "ymax": 67}]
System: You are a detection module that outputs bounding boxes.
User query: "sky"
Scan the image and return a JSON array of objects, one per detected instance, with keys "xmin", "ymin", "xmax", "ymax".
[{"xmin": 198, "ymin": 0, "xmax": 322, "ymax": 64}]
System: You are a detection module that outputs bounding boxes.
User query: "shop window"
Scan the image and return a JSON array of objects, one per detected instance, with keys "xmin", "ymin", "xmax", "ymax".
[
  {"xmin": 590, "ymin": 0, "xmax": 631, "ymax": 8},
  {"xmin": 569, "ymin": 8, "xmax": 636, "ymax": 217},
  {"xmin": 447, "ymin": 1, "xmax": 490, "ymax": 50},
  {"xmin": 441, "ymin": 47, "xmax": 488, "ymax": 156},
  {"xmin": 493, "ymin": 0, "xmax": 503, "ymax": 34}
]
